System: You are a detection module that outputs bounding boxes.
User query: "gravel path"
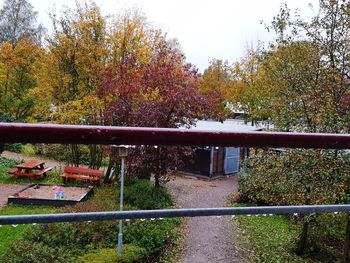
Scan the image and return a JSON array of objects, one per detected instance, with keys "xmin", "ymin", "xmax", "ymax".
[
  {"xmin": 0, "ymin": 184, "xmax": 27, "ymax": 208},
  {"xmin": 2, "ymin": 151, "xmax": 66, "ymax": 170},
  {"xmin": 167, "ymin": 174, "xmax": 248, "ymax": 263}
]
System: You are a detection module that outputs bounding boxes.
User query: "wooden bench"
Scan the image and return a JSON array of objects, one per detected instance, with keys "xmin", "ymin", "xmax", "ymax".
[
  {"xmin": 36, "ymin": 167, "xmax": 53, "ymax": 176},
  {"xmin": 61, "ymin": 166, "xmax": 103, "ymax": 185}
]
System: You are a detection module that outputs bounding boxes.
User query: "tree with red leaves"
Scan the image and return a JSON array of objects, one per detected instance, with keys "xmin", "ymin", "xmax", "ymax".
[{"xmin": 99, "ymin": 39, "xmax": 211, "ymax": 187}]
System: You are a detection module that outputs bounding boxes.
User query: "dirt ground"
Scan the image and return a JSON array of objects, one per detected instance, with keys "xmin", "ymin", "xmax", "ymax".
[
  {"xmin": 167, "ymin": 174, "xmax": 248, "ymax": 263},
  {"xmin": 0, "ymin": 184, "xmax": 28, "ymax": 208},
  {"xmin": 16, "ymin": 185, "xmax": 90, "ymax": 200}
]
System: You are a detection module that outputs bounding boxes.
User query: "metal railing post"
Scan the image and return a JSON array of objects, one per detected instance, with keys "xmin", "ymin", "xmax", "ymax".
[
  {"xmin": 117, "ymin": 146, "xmax": 128, "ymax": 255},
  {"xmin": 117, "ymin": 156, "xmax": 124, "ymax": 254}
]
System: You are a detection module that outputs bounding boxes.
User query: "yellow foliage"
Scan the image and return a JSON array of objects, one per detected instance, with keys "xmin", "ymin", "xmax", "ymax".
[
  {"xmin": 140, "ymin": 88, "xmax": 162, "ymax": 102},
  {"xmin": 109, "ymin": 9, "xmax": 163, "ymax": 66},
  {"xmin": 0, "ymin": 39, "xmax": 44, "ymax": 121},
  {"xmin": 52, "ymin": 95, "xmax": 104, "ymax": 125}
]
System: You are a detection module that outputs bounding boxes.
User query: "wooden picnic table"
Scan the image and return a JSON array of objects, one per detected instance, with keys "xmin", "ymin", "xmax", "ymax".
[{"xmin": 8, "ymin": 160, "xmax": 53, "ymax": 179}]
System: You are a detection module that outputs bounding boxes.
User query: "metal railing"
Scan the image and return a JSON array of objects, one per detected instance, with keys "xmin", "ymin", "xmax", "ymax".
[{"xmin": 1, "ymin": 122, "xmax": 350, "ymax": 225}]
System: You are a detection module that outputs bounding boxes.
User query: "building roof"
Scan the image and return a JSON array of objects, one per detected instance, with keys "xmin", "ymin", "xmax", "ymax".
[{"xmin": 182, "ymin": 119, "xmax": 266, "ymax": 132}]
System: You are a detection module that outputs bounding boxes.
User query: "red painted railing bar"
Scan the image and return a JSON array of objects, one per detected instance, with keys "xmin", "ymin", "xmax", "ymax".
[{"xmin": 1, "ymin": 123, "xmax": 350, "ymax": 149}]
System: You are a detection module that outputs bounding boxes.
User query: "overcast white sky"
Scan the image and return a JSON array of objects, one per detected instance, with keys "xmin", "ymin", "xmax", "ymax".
[{"xmin": 1, "ymin": 0, "xmax": 319, "ymax": 72}]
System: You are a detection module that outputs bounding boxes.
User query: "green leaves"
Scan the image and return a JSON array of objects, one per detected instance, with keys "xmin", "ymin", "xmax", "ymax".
[{"xmin": 239, "ymin": 150, "xmax": 350, "ymax": 206}]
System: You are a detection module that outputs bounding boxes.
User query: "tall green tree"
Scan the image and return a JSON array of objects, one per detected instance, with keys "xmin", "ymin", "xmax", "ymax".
[
  {"xmin": 262, "ymin": 41, "xmax": 322, "ymax": 132},
  {"xmin": 265, "ymin": 0, "xmax": 350, "ymax": 133},
  {"xmin": 232, "ymin": 1, "xmax": 349, "ymax": 133}
]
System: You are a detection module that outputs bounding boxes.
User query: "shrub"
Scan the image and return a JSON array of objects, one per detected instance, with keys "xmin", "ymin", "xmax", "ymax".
[
  {"xmin": 4, "ymin": 143, "xmax": 23, "ymax": 153},
  {"xmin": 21, "ymin": 144, "xmax": 36, "ymax": 155},
  {"xmin": 239, "ymin": 150, "xmax": 350, "ymax": 259},
  {"xmin": 27, "ymin": 223, "xmax": 79, "ymax": 247},
  {"xmin": 1, "ymin": 240, "xmax": 79, "ymax": 263},
  {"xmin": 239, "ymin": 150, "xmax": 350, "ymax": 206},
  {"xmin": 0, "ymin": 157, "xmax": 21, "ymax": 167},
  {"xmin": 33, "ymin": 144, "xmax": 93, "ymax": 165},
  {"xmin": 307, "ymin": 213, "xmax": 346, "ymax": 259},
  {"xmin": 33, "ymin": 144, "xmax": 65, "ymax": 160},
  {"xmin": 124, "ymin": 179, "xmax": 173, "ymax": 209},
  {"xmin": 76, "ymin": 244, "xmax": 147, "ymax": 263},
  {"xmin": 42, "ymin": 170, "xmax": 63, "ymax": 185},
  {"xmin": 124, "ymin": 218, "xmax": 181, "ymax": 254}
]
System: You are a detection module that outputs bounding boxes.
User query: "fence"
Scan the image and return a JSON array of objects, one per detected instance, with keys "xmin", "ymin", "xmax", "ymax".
[{"xmin": 1, "ymin": 122, "xmax": 350, "ymax": 225}]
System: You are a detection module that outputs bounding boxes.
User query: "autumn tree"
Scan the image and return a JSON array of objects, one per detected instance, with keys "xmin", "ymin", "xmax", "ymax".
[
  {"xmin": 45, "ymin": 1, "xmax": 107, "ymax": 168},
  {"xmin": 261, "ymin": 41, "xmax": 322, "ymax": 132},
  {"xmin": 236, "ymin": 0, "xmax": 350, "ymax": 258},
  {"xmin": 198, "ymin": 59, "xmax": 233, "ymax": 120},
  {"xmin": 48, "ymin": 1, "xmax": 107, "ymax": 107},
  {"xmin": 264, "ymin": 0, "xmax": 350, "ymax": 133},
  {"xmin": 108, "ymin": 9, "xmax": 162, "ymax": 66},
  {"xmin": 99, "ymin": 38, "xmax": 209, "ymax": 187},
  {"xmin": 0, "ymin": 0, "xmax": 44, "ymax": 46},
  {"xmin": 228, "ymin": 46, "xmax": 272, "ymax": 125},
  {"xmin": 0, "ymin": 39, "xmax": 44, "ymax": 121}
]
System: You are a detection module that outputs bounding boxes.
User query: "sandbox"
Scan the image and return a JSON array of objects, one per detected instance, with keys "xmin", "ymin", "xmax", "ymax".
[{"xmin": 8, "ymin": 184, "xmax": 94, "ymax": 206}]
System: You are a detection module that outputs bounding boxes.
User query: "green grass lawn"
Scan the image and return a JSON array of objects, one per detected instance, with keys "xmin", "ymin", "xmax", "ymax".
[
  {"xmin": 0, "ymin": 205, "xmax": 57, "ymax": 257},
  {"xmin": 0, "ymin": 168, "xmax": 63, "ymax": 185},
  {"xmin": 238, "ymin": 214, "xmax": 314, "ymax": 263},
  {"xmin": 236, "ymin": 209, "xmax": 342, "ymax": 263}
]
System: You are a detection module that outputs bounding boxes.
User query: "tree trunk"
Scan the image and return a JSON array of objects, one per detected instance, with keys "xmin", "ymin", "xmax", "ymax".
[
  {"xmin": 297, "ymin": 186, "xmax": 311, "ymax": 255},
  {"xmin": 155, "ymin": 171, "xmax": 160, "ymax": 188},
  {"xmin": 88, "ymin": 144, "xmax": 103, "ymax": 169},
  {"xmin": 342, "ymin": 214, "xmax": 350, "ymax": 263},
  {"xmin": 104, "ymin": 147, "xmax": 118, "ymax": 183},
  {"xmin": 70, "ymin": 144, "xmax": 80, "ymax": 167},
  {"xmin": 104, "ymin": 158, "xmax": 114, "ymax": 183},
  {"xmin": 154, "ymin": 147, "xmax": 161, "ymax": 188},
  {"xmin": 296, "ymin": 219, "xmax": 309, "ymax": 255}
]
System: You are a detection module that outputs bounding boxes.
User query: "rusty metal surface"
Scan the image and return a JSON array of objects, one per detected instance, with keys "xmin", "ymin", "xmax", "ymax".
[{"xmin": 1, "ymin": 122, "xmax": 350, "ymax": 149}]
